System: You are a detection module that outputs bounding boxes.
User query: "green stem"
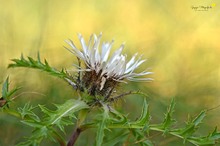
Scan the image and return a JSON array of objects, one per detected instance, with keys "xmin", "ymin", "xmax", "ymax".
[
  {"xmin": 79, "ymin": 123, "xmax": 200, "ymax": 146},
  {"xmin": 2, "ymin": 109, "xmax": 21, "ymax": 118}
]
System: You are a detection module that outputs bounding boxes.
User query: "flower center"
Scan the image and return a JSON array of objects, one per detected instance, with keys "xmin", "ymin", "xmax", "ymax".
[{"xmin": 82, "ymin": 70, "xmax": 118, "ymax": 99}]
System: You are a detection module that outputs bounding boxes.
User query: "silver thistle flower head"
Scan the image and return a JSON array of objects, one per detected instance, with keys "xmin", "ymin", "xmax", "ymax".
[{"xmin": 65, "ymin": 33, "xmax": 153, "ymax": 98}]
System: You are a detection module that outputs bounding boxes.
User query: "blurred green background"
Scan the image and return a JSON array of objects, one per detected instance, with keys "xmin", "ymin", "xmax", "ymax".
[{"xmin": 1, "ymin": 0, "xmax": 220, "ymax": 145}]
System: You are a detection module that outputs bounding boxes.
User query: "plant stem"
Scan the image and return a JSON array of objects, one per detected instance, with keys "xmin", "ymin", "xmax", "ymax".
[
  {"xmin": 67, "ymin": 109, "xmax": 89, "ymax": 146},
  {"xmin": 67, "ymin": 127, "xmax": 82, "ymax": 146}
]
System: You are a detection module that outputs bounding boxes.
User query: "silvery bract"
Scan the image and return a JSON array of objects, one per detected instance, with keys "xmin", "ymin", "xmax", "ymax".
[{"xmin": 65, "ymin": 33, "xmax": 152, "ymax": 98}]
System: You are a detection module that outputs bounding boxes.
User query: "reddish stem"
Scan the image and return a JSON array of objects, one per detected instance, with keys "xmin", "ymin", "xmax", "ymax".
[{"xmin": 67, "ymin": 128, "xmax": 82, "ymax": 146}]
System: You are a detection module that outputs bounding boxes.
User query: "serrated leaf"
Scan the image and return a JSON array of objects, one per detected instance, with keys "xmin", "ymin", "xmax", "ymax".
[
  {"xmin": 109, "ymin": 107, "xmax": 128, "ymax": 126},
  {"xmin": 1, "ymin": 77, "xmax": 20, "ymax": 108},
  {"xmin": 187, "ymin": 137, "xmax": 215, "ymax": 145},
  {"xmin": 21, "ymin": 120, "xmax": 44, "ymax": 128},
  {"xmin": 16, "ymin": 140, "xmax": 40, "ymax": 146},
  {"xmin": 131, "ymin": 129, "xmax": 153, "ymax": 146},
  {"xmin": 18, "ymin": 103, "xmax": 40, "ymax": 122},
  {"xmin": 209, "ymin": 127, "xmax": 220, "ymax": 140},
  {"xmin": 192, "ymin": 110, "xmax": 206, "ymax": 126},
  {"xmin": 180, "ymin": 124, "xmax": 196, "ymax": 138},
  {"xmin": 55, "ymin": 117, "xmax": 74, "ymax": 133},
  {"xmin": 39, "ymin": 99, "xmax": 88, "ymax": 132},
  {"xmin": 132, "ymin": 99, "xmax": 150, "ymax": 127},
  {"xmin": 162, "ymin": 98, "xmax": 176, "ymax": 130},
  {"xmin": 51, "ymin": 99, "xmax": 88, "ymax": 124},
  {"xmin": 2, "ymin": 76, "xmax": 9, "ymax": 98},
  {"xmin": 28, "ymin": 56, "xmax": 36, "ymax": 65},
  {"xmin": 44, "ymin": 59, "xmax": 49, "ymax": 66},
  {"xmin": 180, "ymin": 110, "xmax": 207, "ymax": 139},
  {"xmin": 102, "ymin": 131, "xmax": 129, "ymax": 146},
  {"xmin": 7, "ymin": 87, "xmax": 20, "ymax": 98},
  {"xmin": 32, "ymin": 126, "xmax": 50, "ymax": 138},
  {"xmin": 8, "ymin": 53, "xmax": 70, "ymax": 80},
  {"xmin": 38, "ymin": 105, "xmax": 56, "ymax": 116},
  {"xmin": 95, "ymin": 104, "xmax": 109, "ymax": 146},
  {"xmin": 37, "ymin": 51, "xmax": 41, "ymax": 62}
]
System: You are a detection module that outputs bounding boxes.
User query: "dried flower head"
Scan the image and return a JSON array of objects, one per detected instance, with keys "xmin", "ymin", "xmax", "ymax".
[{"xmin": 65, "ymin": 33, "xmax": 152, "ymax": 98}]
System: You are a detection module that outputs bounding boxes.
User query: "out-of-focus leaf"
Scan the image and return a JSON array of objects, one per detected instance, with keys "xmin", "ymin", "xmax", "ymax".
[
  {"xmin": 1, "ymin": 76, "xmax": 20, "ymax": 108},
  {"xmin": 186, "ymin": 127, "xmax": 220, "ymax": 145},
  {"xmin": 21, "ymin": 120, "xmax": 44, "ymax": 128},
  {"xmin": 192, "ymin": 110, "xmax": 206, "ymax": 126},
  {"xmin": 2, "ymin": 76, "xmax": 9, "ymax": 98},
  {"xmin": 18, "ymin": 103, "xmax": 40, "ymax": 121},
  {"xmin": 131, "ymin": 129, "xmax": 154, "ymax": 146},
  {"xmin": 209, "ymin": 127, "xmax": 220, "ymax": 140},
  {"xmin": 102, "ymin": 131, "xmax": 129, "ymax": 146},
  {"xmin": 180, "ymin": 110, "xmax": 206, "ymax": 138}
]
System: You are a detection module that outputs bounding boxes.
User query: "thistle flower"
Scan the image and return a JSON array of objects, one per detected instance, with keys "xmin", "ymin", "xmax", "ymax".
[{"xmin": 65, "ymin": 33, "xmax": 152, "ymax": 98}]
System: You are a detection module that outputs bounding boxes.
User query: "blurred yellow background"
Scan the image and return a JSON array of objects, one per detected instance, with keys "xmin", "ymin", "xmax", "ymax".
[{"xmin": 0, "ymin": 0, "xmax": 220, "ymax": 145}]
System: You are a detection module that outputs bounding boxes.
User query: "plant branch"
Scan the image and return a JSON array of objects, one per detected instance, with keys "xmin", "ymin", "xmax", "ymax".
[{"xmin": 67, "ymin": 127, "xmax": 82, "ymax": 146}]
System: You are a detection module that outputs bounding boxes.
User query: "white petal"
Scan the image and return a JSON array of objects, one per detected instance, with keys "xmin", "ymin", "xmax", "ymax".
[
  {"xmin": 101, "ymin": 41, "xmax": 113, "ymax": 62},
  {"xmin": 126, "ymin": 53, "xmax": 137, "ymax": 69},
  {"xmin": 65, "ymin": 78, "xmax": 77, "ymax": 88},
  {"xmin": 87, "ymin": 34, "xmax": 93, "ymax": 50},
  {"xmin": 78, "ymin": 34, "xmax": 88, "ymax": 56},
  {"xmin": 94, "ymin": 33, "xmax": 102, "ymax": 49},
  {"xmin": 65, "ymin": 40, "xmax": 85, "ymax": 59},
  {"xmin": 127, "ymin": 77, "xmax": 153, "ymax": 82},
  {"xmin": 108, "ymin": 44, "xmax": 124, "ymax": 64},
  {"xmin": 125, "ymin": 58, "xmax": 146, "ymax": 74}
]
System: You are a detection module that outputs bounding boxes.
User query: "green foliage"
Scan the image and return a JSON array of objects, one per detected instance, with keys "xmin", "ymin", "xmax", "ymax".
[
  {"xmin": 0, "ymin": 76, "xmax": 20, "ymax": 108},
  {"xmin": 16, "ymin": 99, "xmax": 89, "ymax": 146},
  {"xmin": 82, "ymin": 99, "xmax": 220, "ymax": 146},
  {"xmin": 95, "ymin": 104, "xmax": 109, "ymax": 146},
  {"xmin": 162, "ymin": 98, "xmax": 176, "ymax": 131},
  {"xmin": 1, "ymin": 54, "xmax": 220, "ymax": 146},
  {"xmin": 102, "ymin": 130, "xmax": 129, "ymax": 146},
  {"xmin": 8, "ymin": 53, "xmax": 70, "ymax": 80}
]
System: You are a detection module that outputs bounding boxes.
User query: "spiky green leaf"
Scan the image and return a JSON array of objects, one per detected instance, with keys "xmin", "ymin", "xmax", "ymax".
[
  {"xmin": 2, "ymin": 76, "xmax": 9, "ymax": 98},
  {"xmin": 8, "ymin": 54, "xmax": 70, "ymax": 79},
  {"xmin": 95, "ymin": 104, "xmax": 109, "ymax": 146},
  {"xmin": 103, "ymin": 131, "xmax": 129, "ymax": 146},
  {"xmin": 1, "ymin": 77, "xmax": 20, "ymax": 108},
  {"xmin": 38, "ymin": 99, "xmax": 89, "ymax": 132},
  {"xmin": 180, "ymin": 110, "xmax": 206, "ymax": 138},
  {"xmin": 18, "ymin": 103, "xmax": 40, "ymax": 121},
  {"xmin": 162, "ymin": 98, "xmax": 176, "ymax": 130},
  {"xmin": 133, "ymin": 99, "xmax": 150, "ymax": 126}
]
